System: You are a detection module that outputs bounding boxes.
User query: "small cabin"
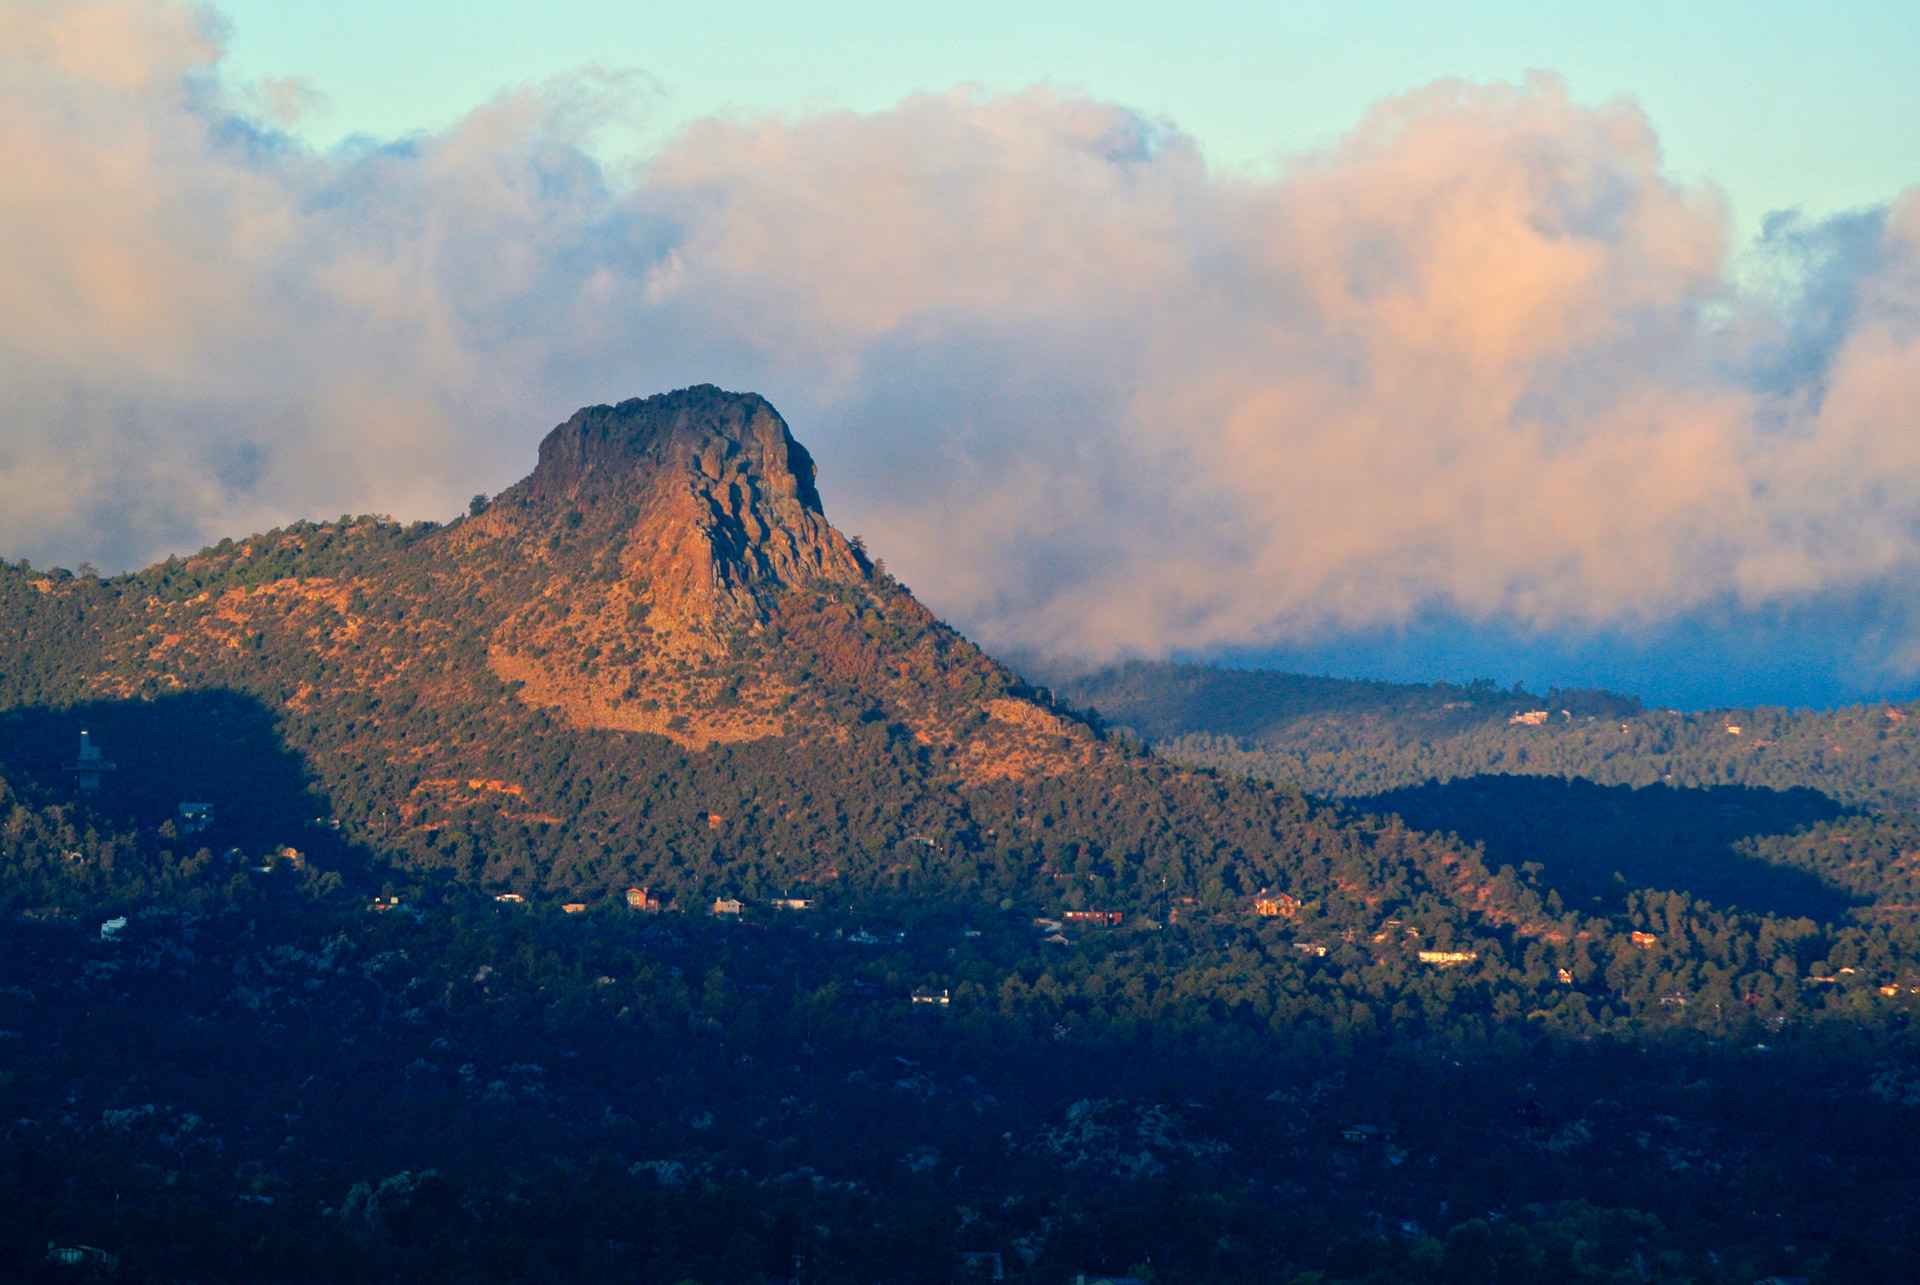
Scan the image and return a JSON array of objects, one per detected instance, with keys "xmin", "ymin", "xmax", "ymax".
[{"xmin": 711, "ymin": 898, "xmax": 744, "ymax": 917}]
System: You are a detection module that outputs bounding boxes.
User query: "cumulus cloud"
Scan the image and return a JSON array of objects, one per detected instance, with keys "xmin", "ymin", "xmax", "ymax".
[{"xmin": 4, "ymin": 1, "xmax": 1920, "ymax": 691}]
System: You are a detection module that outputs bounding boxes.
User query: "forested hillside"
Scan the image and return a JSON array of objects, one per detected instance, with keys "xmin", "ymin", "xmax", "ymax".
[
  {"xmin": 1050, "ymin": 661, "xmax": 1920, "ymax": 805},
  {"xmin": 6, "ymin": 391, "xmax": 1920, "ymax": 1283}
]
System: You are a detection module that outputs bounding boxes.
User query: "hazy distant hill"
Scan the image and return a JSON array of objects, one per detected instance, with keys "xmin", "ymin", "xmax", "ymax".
[{"xmin": 1046, "ymin": 658, "xmax": 1920, "ymax": 810}]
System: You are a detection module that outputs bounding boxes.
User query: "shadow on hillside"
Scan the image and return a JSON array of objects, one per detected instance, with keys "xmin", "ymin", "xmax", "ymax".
[
  {"xmin": 0, "ymin": 688, "xmax": 373, "ymax": 884},
  {"xmin": 1359, "ymin": 773, "xmax": 1861, "ymax": 921}
]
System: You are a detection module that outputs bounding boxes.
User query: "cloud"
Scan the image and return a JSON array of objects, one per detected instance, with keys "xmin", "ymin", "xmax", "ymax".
[{"xmin": 4, "ymin": 2, "xmax": 1920, "ymax": 695}]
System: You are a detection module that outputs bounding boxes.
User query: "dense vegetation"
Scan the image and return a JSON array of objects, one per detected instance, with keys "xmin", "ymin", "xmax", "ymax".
[{"xmin": 8, "ymin": 395, "xmax": 1920, "ymax": 1282}]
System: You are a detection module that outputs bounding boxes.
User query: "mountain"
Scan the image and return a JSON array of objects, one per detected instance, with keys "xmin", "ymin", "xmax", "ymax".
[
  {"xmin": 9, "ymin": 390, "xmax": 1920, "ymax": 1283},
  {"xmin": 0, "ymin": 387, "xmax": 1489, "ymax": 925}
]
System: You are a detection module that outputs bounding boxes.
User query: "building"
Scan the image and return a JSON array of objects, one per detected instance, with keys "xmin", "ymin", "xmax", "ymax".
[
  {"xmin": 68, "ymin": 730, "xmax": 116, "ymax": 792},
  {"xmin": 495, "ymin": 893, "xmax": 526, "ymax": 904},
  {"xmin": 1341, "ymin": 1123, "xmax": 1397, "ymax": 1144},
  {"xmin": 1417, "ymin": 950, "xmax": 1478, "ymax": 966},
  {"xmin": 912, "ymin": 988, "xmax": 951, "ymax": 1006},
  {"xmin": 562, "ymin": 902, "xmax": 589, "ymax": 914},
  {"xmin": 625, "ymin": 887, "xmax": 662, "ymax": 912},
  {"xmin": 956, "ymin": 1250, "xmax": 1004, "ymax": 1280},
  {"xmin": 1254, "ymin": 892, "xmax": 1300, "ymax": 918},
  {"xmin": 99, "ymin": 916, "xmax": 128, "ymax": 942},
  {"xmin": 46, "ymin": 1243, "xmax": 119, "ymax": 1270},
  {"xmin": 1063, "ymin": 910, "xmax": 1121, "ymax": 926},
  {"xmin": 711, "ymin": 898, "xmax": 744, "ymax": 917},
  {"xmin": 769, "ymin": 896, "xmax": 814, "ymax": 911},
  {"xmin": 177, "ymin": 802, "xmax": 213, "ymax": 834},
  {"xmin": 1631, "ymin": 931, "xmax": 1659, "ymax": 948}
]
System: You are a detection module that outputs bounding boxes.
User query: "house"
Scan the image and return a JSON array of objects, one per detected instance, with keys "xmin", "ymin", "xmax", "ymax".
[
  {"xmin": 562, "ymin": 903, "xmax": 589, "ymax": 914},
  {"xmin": 368, "ymin": 896, "xmax": 403, "ymax": 913},
  {"xmin": 1063, "ymin": 910, "xmax": 1122, "ymax": 926},
  {"xmin": 99, "ymin": 916, "xmax": 128, "ymax": 942},
  {"xmin": 1340, "ymin": 1123, "xmax": 1397, "ymax": 1144},
  {"xmin": 1631, "ymin": 931, "xmax": 1659, "ymax": 948},
  {"xmin": 1558, "ymin": 967, "xmax": 1574, "ymax": 984},
  {"xmin": 45, "ymin": 1242, "xmax": 119, "ymax": 1270},
  {"xmin": 1417, "ymin": 950, "xmax": 1478, "ymax": 966},
  {"xmin": 68, "ymin": 729, "xmax": 116, "ymax": 792},
  {"xmin": 710, "ymin": 898, "xmax": 744, "ymax": 917},
  {"xmin": 912, "ymin": 988, "xmax": 951, "ymax": 1006},
  {"xmin": 1254, "ymin": 892, "xmax": 1300, "ymax": 917},
  {"xmin": 625, "ymin": 887, "xmax": 662, "ymax": 912},
  {"xmin": 177, "ymin": 802, "xmax": 213, "ymax": 834},
  {"xmin": 1509, "ymin": 710, "xmax": 1549, "ymax": 726},
  {"xmin": 769, "ymin": 896, "xmax": 815, "ymax": 911},
  {"xmin": 1295, "ymin": 942, "xmax": 1328, "ymax": 957},
  {"xmin": 956, "ymin": 1250, "xmax": 1004, "ymax": 1280},
  {"xmin": 495, "ymin": 893, "xmax": 526, "ymax": 904}
]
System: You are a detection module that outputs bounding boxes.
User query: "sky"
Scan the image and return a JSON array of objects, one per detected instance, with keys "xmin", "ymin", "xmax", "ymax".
[{"xmin": 3, "ymin": 0, "xmax": 1920, "ymax": 709}]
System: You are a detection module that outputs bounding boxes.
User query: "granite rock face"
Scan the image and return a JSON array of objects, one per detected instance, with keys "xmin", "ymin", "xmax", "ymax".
[{"xmin": 509, "ymin": 386, "xmax": 869, "ymax": 633}]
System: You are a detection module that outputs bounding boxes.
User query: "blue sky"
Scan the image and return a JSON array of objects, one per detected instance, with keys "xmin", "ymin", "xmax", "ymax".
[{"xmin": 213, "ymin": 0, "xmax": 1920, "ymax": 240}]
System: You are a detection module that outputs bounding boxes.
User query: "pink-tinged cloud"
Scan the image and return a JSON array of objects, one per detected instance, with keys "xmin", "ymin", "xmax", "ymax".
[{"xmin": 3, "ymin": 1, "xmax": 1919, "ymax": 683}]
